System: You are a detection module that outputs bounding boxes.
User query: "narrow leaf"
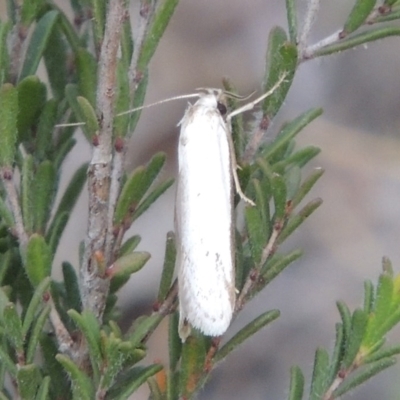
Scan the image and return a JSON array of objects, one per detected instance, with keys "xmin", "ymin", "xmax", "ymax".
[
  {"xmin": 76, "ymin": 47, "xmax": 98, "ymax": 107},
  {"xmin": 35, "ymin": 99, "xmax": 58, "ymax": 161},
  {"xmin": 68, "ymin": 310, "xmax": 101, "ymax": 384},
  {"xmin": 17, "ymin": 76, "xmax": 47, "ymax": 141},
  {"xmin": 157, "ymin": 232, "xmax": 176, "ymax": 302},
  {"xmin": 105, "ymin": 364, "xmax": 163, "ymax": 400},
  {"xmin": 62, "ymin": 262, "xmax": 81, "ymax": 312},
  {"xmin": 56, "ymin": 354, "xmax": 94, "ymax": 400},
  {"xmin": 3, "ymin": 302, "xmax": 24, "ymax": 352},
  {"xmin": 26, "ymin": 304, "xmax": 51, "ymax": 364},
  {"xmin": 0, "ymin": 83, "xmax": 18, "ymax": 166},
  {"xmin": 288, "ymin": 365, "xmax": 304, "ymax": 400},
  {"xmin": 109, "ymin": 252, "xmax": 151, "ymax": 293},
  {"xmin": 263, "ymin": 27, "xmax": 297, "ymax": 118},
  {"xmin": 343, "ymin": 0, "xmax": 376, "ymax": 34},
  {"xmin": 26, "ymin": 234, "xmax": 52, "ymax": 287},
  {"xmin": 315, "ymin": 27, "xmax": 400, "ymax": 57},
  {"xmin": 43, "ymin": 21, "xmax": 68, "ymax": 99},
  {"xmin": 32, "ymin": 160, "xmax": 56, "ymax": 233},
  {"xmin": 309, "ymin": 348, "xmax": 330, "ymax": 400},
  {"xmin": 22, "ymin": 276, "xmax": 51, "ymax": 336},
  {"xmin": 137, "ymin": 0, "xmax": 180, "ymax": 71},
  {"xmin": 129, "ymin": 314, "xmax": 163, "ymax": 348},
  {"xmin": 215, "ymin": 310, "xmax": 280, "ymax": 363},
  {"xmin": 119, "ymin": 235, "xmax": 141, "ymax": 257},
  {"xmin": 333, "ymin": 357, "xmax": 396, "ymax": 397},
  {"xmin": 261, "ymin": 108, "xmax": 323, "ymax": 161},
  {"xmin": 19, "ymin": 11, "xmax": 60, "ymax": 80},
  {"xmin": 16, "ymin": 364, "xmax": 41, "ymax": 400}
]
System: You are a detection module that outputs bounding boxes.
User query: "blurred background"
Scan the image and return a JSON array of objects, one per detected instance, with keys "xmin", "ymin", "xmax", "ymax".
[{"xmin": 24, "ymin": 0, "xmax": 400, "ymax": 398}]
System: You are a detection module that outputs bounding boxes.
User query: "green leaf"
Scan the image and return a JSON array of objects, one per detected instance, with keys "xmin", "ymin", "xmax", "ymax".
[
  {"xmin": 21, "ymin": 154, "xmax": 35, "ymax": 232},
  {"xmin": 26, "ymin": 304, "xmax": 51, "ymax": 364},
  {"xmin": 121, "ymin": 14, "xmax": 134, "ymax": 64},
  {"xmin": 109, "ymin": 252, "xmax": 151, "ymax": 293},
  {"xmin": 272, "ymin": 146, "xmax": 321, "ymax": 172},
  {"xmin": 3, "ymin": 302, "xmax": 24, "ymax": 352},
  {"xmin": 19, "ymin": 11, "xmax": 60, "ymax": 80},
  {"xmin": 291, "ymin": 168, "xmax": 324, "ymax": 208},
  {"xmin": 65, "ymin": 84, "xmax": 94, "ymax": 141},
  {"xmin": 309, "ymin": 348, "xmax": 330, "ymax": 400},
  {"xmin": 17, "ymin": 76, "xmax": 47, "ymax": 141},
  {"xmin": 328, "ymin": 323, "xmax": 345, "ymax": 383},
  {"xmin": 16, "ymin": 364, "xmax": 41, "ymax": 400},
  {"xmin": 114, "ymin": 59, "xmax": 131, "ymax": 137},
  {"xmin": 21, "ymin": 0, "xmax": 45, "ymax": 25},
  {"xmin": 35, "ymin": 376, "xmax": 50, "ymax": 400},
  {"xmin": 22, "ymin": 276, "xmax": 51, "ymax": 337},
  {"xmin": 129, "ymin": 314, "xmax": 163, "ymax": 348},
  {"xmin": 76, "ymin": 47, "xmax": 98, "ymax": 107},
  {"xmin": 62, "ymin": 262, "xmax": 81, "ymax": 312},
  {"xmin": 126, "ymin": 68, "xmax": 149, "ymax": 134},
  {"xmin": 46, "ymin": 211, "xmax": 69, "ymax": 256},
  {"xmin": 215, "ymin": 310, "xmax": 280, "ymax": 363},
  {"xmin": 278, "ymin": 198, "xmax": 323, "ymax": 243},
  {"xmin": 56, "ymin": 354, "xmax": 94, "ymax": 400},
  {"xmin": 285, "ymin": 0, "xmax": 297, "ymax": 43},
  {"xmin": 0, "ymin": 339, "xmax": 17, "ymax": 377},
  {"xmin": 288, "ymin": 365, "xmax": 304, "ymax": 400},
  {"xmin": 343, "ymin": 0, "xmax": 376, "ymax": 34},
  {"xmin": 35, "ymin": 99, "xmax": 58, "ymax": 161},
  {"xmin": 132, "ymin": 178, "xmax": 174, "ymax": 221},
  {"xmin": 263, "ymin": 26, "xmax": 297, "ymax": 118},
  {"xmin": 137, "ymin": 0, "xmax": 180, "ymax": 71},
  {"xmin": 245, "ymin": 202, "xmax": 268, "ymax": 264},
  {"xmin": 168, "ymin": 311, "xmax": 182, "ymax": 372},
  {"xmin": 26, "ymin": 234, "xmax": 52, "ymax": 287},
  {"xmin": 119, "ymin": 235, "xmax": 141, "ymax": 257},
  {"xmin": 261, "ymin": 249, "xmax": 303, "ymax": 282},
  {"xmin": 100, "ymin": 333, "xmax": 127, "ymax": 391},
  {"xmin": 46, "ymin": 162, "xmax": 88, "ymax": 247},
  {"xmin": 43, "ymin": 21, "xmax": 68, "ymax": 99},
  {"xmin": 168, "ymin": 312, "xmax": 181, "ymax": 400},
  {"xmin": 0, "ymin": 83, "xmax": 18, "ymax": 166},
  {"xmin": 333, "ymin": 357, "xmax": 396, "ymax": 397},
  {"xmin": 363, "ymin": 343, "xmax": 400, "ymax": 364},
  {"xmin": 105, "ymin": 364, "xmax": 163, "ymax": 400},
  {"xmin": 179, "ymin": 334, "xmax": 208, "ymax": 398},
  {"xmin": 114, "ymin": 153, "xmax": 167, "ymax": 225},
  {"xmin": 68, "ymin": 310, "xmax": 101, "ymax": 384},
  {"xmin": 0, "ymin": 197, "xmax": 14, "ymax": 229},
  {"xmin": 32, "ymin": 160, "xmax": 56, "ymax": 233},
  {"xmin": 54, "ymin": 137, "xmax": 76, "ymax": 171},
  {"xmin": 0, "ymin": 250, "xmax": 13, "ymax": 286},
  {"xmin": 363, "ymin": 280, "xmax": 374, "ymax": 314},
  {"xmin": 337, "ymin": 301, "xmax": 352, "ymax": 343},
  {"xmin": 315, "ymin": 27, "xmax": 400, "ymax": 58},
  {"xmin": 77, "ymin": 96, "xmax": 99, "ymax": 136},
  {"xmin": 40, "ymin": 334, "xmax": 71, "ymax": 398},
  {"xmin": 261, "ymin": 108, "xmax": 323, "ymax": 161},
  {"xmin": 342, "ymin": 308, "xmax": 368, "ymax": 368},
  {"xmin": 157, "ymin": 232, "xmax": 176, "ymax": 302},
  {"xmin": 271, "ymin": 173, "xmax": 287, "ymax": 219},
  {"xmin": 91, "ymin": 0, "xmax": 106, "ymax": 46},
  {"xmin": 0, "ymin": 21, "xmax": 11, "ymax": 84}
]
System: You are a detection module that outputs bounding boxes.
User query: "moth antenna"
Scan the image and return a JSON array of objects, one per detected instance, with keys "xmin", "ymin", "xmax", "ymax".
[{"xmin": 117, "ymin": 93, "xmax": 201, "ymax": 116}]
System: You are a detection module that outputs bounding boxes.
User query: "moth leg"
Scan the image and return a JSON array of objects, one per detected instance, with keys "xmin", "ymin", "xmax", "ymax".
[{"xmin": 225, "ymin": 125, "xmax": 255, "ymax": 206}]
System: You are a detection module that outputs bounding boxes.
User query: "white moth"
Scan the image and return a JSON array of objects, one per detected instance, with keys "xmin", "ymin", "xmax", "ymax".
[
  {"xmin": 175, "ymin": 82, "xmax": 284, "ymax": 342},
  {"xmin": 116, "ymin": 76, "xmax": 285, "ymax": 342},
  {"xmin": 176, "ymin": 89, "xmax": 237, "ymax": 342}
]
